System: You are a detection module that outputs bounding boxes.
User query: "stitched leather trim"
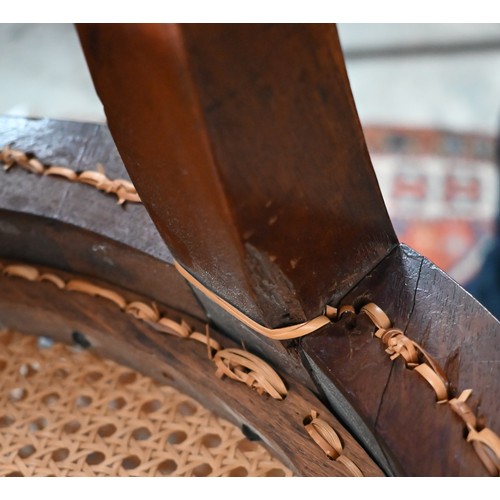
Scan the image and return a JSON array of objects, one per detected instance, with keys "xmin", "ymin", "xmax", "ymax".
[
  {"xmin": 174, "ymin": 261, "xmax": 331, "ymax": 340},
  {"xmin": 1, "ymin": 261, "xmax": 287, "ymax": 401},
  {"xmin": 361, "ymin": 302, "xmax": 500, "ymax": 476}
]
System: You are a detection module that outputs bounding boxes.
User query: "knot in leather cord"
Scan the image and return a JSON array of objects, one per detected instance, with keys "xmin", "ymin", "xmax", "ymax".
[
  {"xmin": 213, "ymin": 348, "xmax": 287, "ymax": 400},
  {"xmin": 361, "ymin": 302, "xmax": 500, "ymax": 475}
]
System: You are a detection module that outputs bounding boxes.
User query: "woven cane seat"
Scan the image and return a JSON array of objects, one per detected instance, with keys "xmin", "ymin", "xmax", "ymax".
[{"xmin": 0, "ymin": 329, "xmax": 291, "ymax": 477}]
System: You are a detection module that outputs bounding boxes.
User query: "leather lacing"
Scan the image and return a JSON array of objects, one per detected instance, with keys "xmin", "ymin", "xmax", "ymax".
[
  {"xmin": 360, "ymin": 303, "xmax": 500, "ymax": 476},
  {"xmin": 2, "ymin": 145, "xmax": 498, "ymax": 476},
  {"xmin": 304, "ymin": 410, "xmax": 363, "ymax": 477},
  {"xmin": 0, "ymin": 145, "xmax": 140, "ymax": 205},
  {"xmin": 175, "ymin": 261, "xmax": 331, "ymax": 340},
  {"xmin": 0, "ymin": 261, "xmax": 369, "ymax": 476},
  {"xmin": 0, "ymin": 261, "xmax": 286, "ymax": 401}
]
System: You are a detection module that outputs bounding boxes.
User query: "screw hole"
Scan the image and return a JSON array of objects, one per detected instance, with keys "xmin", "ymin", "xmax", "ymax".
[
  {"xmin": 241, "ymin": 424, "xmax": 261, "ymax": 441},
  {"xmin": 72, "ymin": 331, "xmax": 91, "ymax": 349}
]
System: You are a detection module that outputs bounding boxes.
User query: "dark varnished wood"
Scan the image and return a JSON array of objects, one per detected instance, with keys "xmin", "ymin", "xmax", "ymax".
[
  {"xmin": 76, "ymin": 25, "xmax": 500, "ymax": 476},
  {"xmin": 2, "ymin": 22, "xmax": 498, "ymax": 476},
  {"xmin": 0, "ymin": 109, "xmax": 378, "ymax": 472},
  {"xmin": 2, "ymin": 116, "xmax": 498, "ymax": 476},
  {"xmin": 0, "ymin": 116, "xmax": 315, "ymax": 390},
  {"xmin": 77, "ymin": 24, "xmax": 397, "ymax": 328},
  {"xmin": 0, "ymin": 116, "xmax": 203, "ymax": 319},
  {"xmin": 302, "ymin": 245, "xmax": 500, "ymax": 476},
  {"xmin": 0, "ymin": 262, "xmax": 383, "ymax": 477}
]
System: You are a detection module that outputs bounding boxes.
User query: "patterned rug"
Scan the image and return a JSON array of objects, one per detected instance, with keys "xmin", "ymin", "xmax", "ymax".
[{"xmin": 365, "ymin": 125, "xmax": 499, "ymax": 290}]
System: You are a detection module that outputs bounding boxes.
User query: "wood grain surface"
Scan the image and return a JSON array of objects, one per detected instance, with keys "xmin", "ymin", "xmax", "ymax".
[
  {"xmin": 78, "ymin": 24, "xmax": 397, "ymax": 328},
  {"xmin": 0, "ymin": 116, "xmax": 203, "ymax": 320},
  {"xmin": 302, "ymin": 245, "xmax": 500, "ymax": 476},
  {"xmin": 0, "ymin": 261, "xmax": 383, "ymax": 477},
  {"xmin": 3, "ymin": 19, "xmax": 500, "ymax": 475}
]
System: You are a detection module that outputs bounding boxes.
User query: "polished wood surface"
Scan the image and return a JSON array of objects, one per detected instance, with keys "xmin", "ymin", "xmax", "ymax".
[
  {"xmin": 78, "ymin": 24, "xmax": 397, "ymax": 328},
  {"xmin": 0, "ymin": 116, "xmax": 202, "ymax": 320},
  {"xmin": 0, "ymin": 261, "xmax": 382, "ymax": 477},
  {"xmin": 0, "ymin": 117, "xmax": 384, "ymax": 476},
  {"xmin": 302, "ymin": 245, "xmax": 500, "ymax": 475},
  {"xmin": 75, "ymin": 24, "xmax": 500, "ymax": 476},
  {"xmin": 2, "ymin": 23, "xmax": 498, "ymax": 476}
]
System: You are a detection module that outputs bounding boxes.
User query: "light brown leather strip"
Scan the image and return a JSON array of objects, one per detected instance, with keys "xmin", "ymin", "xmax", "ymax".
[
  {"xmin": 125, "ymin": 301, "xmax": 160, "ymax": 322},
  {"xmin": 3, "ymin": 264, "xmax": 40, "ymax": 281},
  {"xmin": 304, "ymin": 410, "xmax": 364, "ymax": 477},
  {"xmin": 468, "ymin": 428, "xmax": 500, "ymax": 476},
  {"xmin": 39, "ymin": 273, "xmax": 66, "ymax": 289},
  {"xmin": 0, "ymin": 145, "xmax": 141, "ymax": 205},
  {"xmin": 66, "ymin": 280, "xmax": 128, "ymax": 310},
  {"xmin": 44, "ymin": 166, "xmax": 78, "ymax": 180},
  {"xmin": 449, "ymin": 390, "xmax": 477, "ymax": 429},
  {"xmin": 361, "ymin": 302, "xmax": 500, "ymax": 476},
  {"xmin": 413, "ymin": 363, "xmax": 449, "ymax": 403},
  {"xmin": 337, "ymin": 455, "xmax": 364, "ymax": 478},
  {"xmin": 213, "ymin": 348, "xmax": 287, "ymax": 400},
  {"xmin": 0, "ymin": 260, "xmax": 287, "ymax": 401},
  {"xmin": 174, "ymin": 261, "xmax": 331, "ymax": 340},
  {"xmin": 360, "ymin": 303, "xmax": 391, "ymax": 330}
]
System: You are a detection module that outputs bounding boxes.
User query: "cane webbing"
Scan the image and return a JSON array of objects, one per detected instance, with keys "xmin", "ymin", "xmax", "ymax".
[{"xmin": 0, "ymin": 329, "xmax": 292, "ymax": 477}]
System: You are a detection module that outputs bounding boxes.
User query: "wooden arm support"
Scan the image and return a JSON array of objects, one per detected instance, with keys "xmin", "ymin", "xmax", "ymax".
[{"xmin": 74, "ymin": 23, "xmax": 499, "ymax": 476}]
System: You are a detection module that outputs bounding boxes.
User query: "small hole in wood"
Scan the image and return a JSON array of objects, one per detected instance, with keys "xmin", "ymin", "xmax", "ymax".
[
  {"xmin": 193, "ymin": 463, "xmax": 212, "ymax": 477},
  {"xmin": 86, "ymin": 451, "xmax": 105, "ymax": 465},
  {"xmin": 72, "ymin": 331, "xmax": 91, "ymax": 349},
  {"xmin": 132, "ymin": 427, "xmax": 152, "ymax": 441},
  {"xmin": 140, "ymin": 399, "xmax": 161, "ymax": 414},
  {"xmin": 118, "ymin": 372, "xmax": 137, "ymax": 385},
  {"xmin": 167, "ymin": 430, "xmax": 187, "ymax": 445},
  {"xmin": 18, "ymin": 444, "xmax": 36, "ymax": 459},
  {"xmin": 241, "ymin": 424, "xmax": 261, "ymax": 442},
  {"xmin": 98, "ymin": 423, "xmax": 117, "ymax": 438},
  {"xmin": 9, "ymin": 387, "xmax": 28, "ymax": 402},
  {"xmin": 63, "ymin": 420, "xmax": 81, "ymax": 434},
  {"xmin": 42, "ymin": 392, "xmax": 60, "ymax": 406},
  {"xmin": 0, "ymin": 415, "xmax": 14, "ymax": 428},
  {"xmin": 265, "ymin": 468, "xmax": 286, "ymax": 477},
  {"xmin": 157, "ymin": 459, "xmax": 177, "ymax": 476},
  {"xmin": 52, "ymin": 448, "xmax": 69, "ymax": 462},
  {"xmin": 75, "ymin": 395, "xmax": 92, "ymax": 408},
  {"xmin": 177, "ymin": 401, "xmax": 196, "ymax": 416},
  {"xmin": 108, "ymin": 396, "xmax": 127, "ymax": 410},
  {"xmin": 201, "ymin": 433, "xmax": 221, "ymax": 448},
  {"xmin": 229, "ymin": 466, "xmax": 248, "ymax": 477},
  {"xmin": 0, "ymin": 359, "xmax": 7, "ymax": 371},
  {"xmin": 122, "ymin": 455, "xmax": 141, "ymax": 470},
  {"xmin": 29, "ymin": 417, "xmax": 48, "ymax": 432}
]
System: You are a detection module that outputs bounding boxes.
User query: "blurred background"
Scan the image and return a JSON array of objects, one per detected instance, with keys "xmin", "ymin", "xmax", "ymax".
[{"xmin": 0, "ymin": 23, "xmax": 499, "ymax": 316}]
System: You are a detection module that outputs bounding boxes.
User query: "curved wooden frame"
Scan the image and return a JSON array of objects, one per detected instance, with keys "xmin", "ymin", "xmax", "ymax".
[{"xmin": 0, "ymin": 23, "xmax": 499, "ymax": 476}]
